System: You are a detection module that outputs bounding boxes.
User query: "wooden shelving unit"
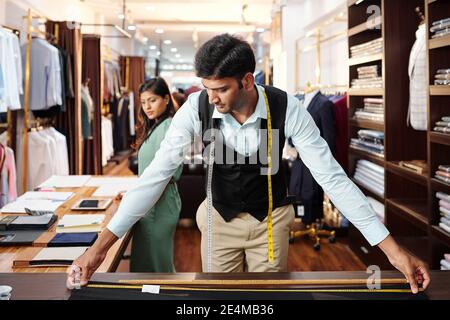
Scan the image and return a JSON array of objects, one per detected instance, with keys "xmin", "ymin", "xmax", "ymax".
[
  {"xmin": 426, "ymin": 0, "xmax": 450, "ymax": 270},
  {"xmin": 347, "ymin": 0, "xmax": 432, "ymax": 269}
]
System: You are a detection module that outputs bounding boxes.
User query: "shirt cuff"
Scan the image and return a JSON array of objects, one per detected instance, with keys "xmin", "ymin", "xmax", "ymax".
[{"xmin": 359, "ymin": 219, "xmax": 390, "ymax": 246}]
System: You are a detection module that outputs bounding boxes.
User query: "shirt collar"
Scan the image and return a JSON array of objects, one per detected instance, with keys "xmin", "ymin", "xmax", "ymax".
[{"xmin": 212, "ymin": 84, "xmax": 268, "ymax": 121}]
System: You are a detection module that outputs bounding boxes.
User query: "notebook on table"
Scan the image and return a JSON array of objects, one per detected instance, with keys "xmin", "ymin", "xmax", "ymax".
[
  {"xmin": 0, "ymin": 214, "xmax": 57, "ymax": 231},
  {"xmin": 56, "ymin": 214, "xmax": 105, "ymax": 234},
  {"xmin": 0, "ymin": 230, "xmax": 44, "ymax": 246},
  {"xmin": 13, "ymin": 247, "xmax": 89, "ymax": 267},
  {"xmin": 48, "ymin": 233, "xmax": 98, "ymax": 247}
]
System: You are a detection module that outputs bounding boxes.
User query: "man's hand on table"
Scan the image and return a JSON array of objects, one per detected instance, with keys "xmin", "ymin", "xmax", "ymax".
[
  {"xmin": 378, "ymin": 235, "xmax": 431, "ymax": 294},
  {"xmin": 66, "ymin": 228, "xmax": 119, "ymax": 289}
]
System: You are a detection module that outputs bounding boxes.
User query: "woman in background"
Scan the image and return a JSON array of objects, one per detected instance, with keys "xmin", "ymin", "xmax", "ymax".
[{"xmin": 130, "ymin": 77, "xmax": 182, "ymax": 272}]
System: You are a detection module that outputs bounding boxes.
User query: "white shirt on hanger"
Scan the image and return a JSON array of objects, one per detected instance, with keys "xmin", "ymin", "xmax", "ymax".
[
  {"xmin": 27, "ymin": 131, "xmax": 54, "ymax": 191},
  {"xmin": 47, "ymin": 127, "xmax": 69, "ymax": 175}
]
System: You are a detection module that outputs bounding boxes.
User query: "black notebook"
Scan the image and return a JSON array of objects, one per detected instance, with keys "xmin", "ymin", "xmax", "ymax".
[{"xmin": 0, "ymin": 230, "xmax": 44, "ymax": 246}]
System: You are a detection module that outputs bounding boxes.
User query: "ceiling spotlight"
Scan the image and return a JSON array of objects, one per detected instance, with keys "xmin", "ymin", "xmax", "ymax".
[
  {"xmin": 170, "ymin": 48, "xmax": 178, "ymax": 53},
  {"xmin": 149, "ymin": 45, "xmax": 157, "ymax": 50},
  {"xmin": 175, "ymin": 53, "xmax": 181, "ymax": 58},
  {"xmin": 157, "ymin": 51, "xmax": 161, "ymax": 56},
  {"xmin": 256, "ymin": 27, "xmax": 265, "ymax": 33},
  {"xmin": 163, "ymin": 40, "xmax": 172, "ymax": 45},
  {"xmin": 155, "ymin": 28, "xmax": 164, "ymax": 34},
  {"xmin": 127, "ymin": 24, "xmax": 136, "ymax": 31},
  {"xmin": 118, "ymin": 13, "xmax": 125, "ymax": 20}
]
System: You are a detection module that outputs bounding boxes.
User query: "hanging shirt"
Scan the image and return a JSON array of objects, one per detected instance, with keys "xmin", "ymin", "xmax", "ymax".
[
  {"xmin": 0, "ymin": 27, "xmax": 22, "ymax": 111},
  {"xmin": 22, "ymin": 38, "xmax": 62, "ymax": 110},
  {"xmin": 27, "ymin": 130, "xmax": 54, "ymax": 191},
  {"xmin": 408, "ymin": 24, "xmax": 427, "ymax": 131},
  {"xmin": 47, "ymin": 127, "xmax": 69, "ymax": 175}
]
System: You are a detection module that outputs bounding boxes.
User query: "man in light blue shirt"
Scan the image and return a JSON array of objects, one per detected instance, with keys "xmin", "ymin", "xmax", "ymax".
[{"xmin": 68, "ymin": 34, "xmax": 430, "ymax": 293}]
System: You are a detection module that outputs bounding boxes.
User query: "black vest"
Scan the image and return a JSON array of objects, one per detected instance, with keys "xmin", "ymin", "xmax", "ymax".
[{"xmin": 199, "ymin": 85, "xmax": 292, "ymax": 222}]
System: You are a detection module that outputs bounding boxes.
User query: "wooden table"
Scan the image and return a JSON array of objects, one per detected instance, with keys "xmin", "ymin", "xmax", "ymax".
[
  {"xmin": 0, "ymin": 271, "xmax": 449, "ymax": 300},
  {"xmin": 0, "ymin": 186, "xmax": 132, "ymax": 273}
]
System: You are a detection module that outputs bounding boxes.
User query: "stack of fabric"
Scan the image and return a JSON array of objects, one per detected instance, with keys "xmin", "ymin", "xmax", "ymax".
[
  {"xmin": 438, "ymin": 192, "xmax": 450, "ymax": 235},
  {"xmin": 435, "ymin": 165, "xmax": 450, "ymax": 185},
  {"xmin": 350, "ymin": 38, "xmax": 383, "ymax": 59},
  {"xmin": 350, "ymin": 129, "xmax": 384, "ymax": 157},
  {"xmin": 430, "ymin": 17, "xmax": 450, "ymax": 39},
  {"xmin": 441, "ymin": 254, "xmax": 450, "ymax": 271},
  {"xmin": 367, "ymin": 196, "xmax": 385, "ymax": 224},
  {"xmin": 351, "ymin": 65, "xmax": 382, "ymax": 89},
  {"xmin": 354, "ymin": 97, "xmax": 384, "ymax": 122},
  {"xmin": 433, "ymin": 116, "xmax": 450, "ymax": 134},
  {"xmin": 434, "ymin": 68, "xmax": 450, "ymax": 86},
  {"xmin": 353, "ymin": 159, "xmax": 385, "ymax": 197}
]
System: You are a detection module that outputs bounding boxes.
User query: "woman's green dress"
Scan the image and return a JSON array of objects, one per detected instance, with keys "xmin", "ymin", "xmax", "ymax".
[{"xmin": 130, "ymin": 118, "xmax": 182, "ymax": 272}]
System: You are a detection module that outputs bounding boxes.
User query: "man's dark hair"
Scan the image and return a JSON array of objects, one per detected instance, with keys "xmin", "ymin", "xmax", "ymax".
[{"xmin": 195, "ymin": 34, "xmax": 256, "ymax": 81}]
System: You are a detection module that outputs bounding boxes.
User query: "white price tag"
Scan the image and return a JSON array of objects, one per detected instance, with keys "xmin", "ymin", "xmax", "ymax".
[{"xmin": 142, "ymin": 285, "xmax": 160, "ymax": 294}]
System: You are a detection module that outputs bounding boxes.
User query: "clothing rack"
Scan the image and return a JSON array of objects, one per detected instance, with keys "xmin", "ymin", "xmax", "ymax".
[
  {"xmin": 295, "ymin": 5, "xmax": 348, "ymax": 93},
  {"xmin": 21, "ymin": 8, "xmax": 55, "ymax": 192}
]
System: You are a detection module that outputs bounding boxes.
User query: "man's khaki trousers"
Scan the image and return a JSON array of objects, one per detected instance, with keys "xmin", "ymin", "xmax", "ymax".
[{"xmin": 196, "ymin": 199, "xmax": 295, "ymax": 272}]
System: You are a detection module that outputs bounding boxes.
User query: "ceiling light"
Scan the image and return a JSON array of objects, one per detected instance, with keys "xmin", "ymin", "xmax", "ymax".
[
  {"xmin": 142, "ymin": 37, "xmax": 148, "ymax": 43},
  {"xmin": 127, "ymin": 25, "xmax": 136, "ymax": 31},
  {"xmin": 163, "ymin": 40, "xmax": 172, "ymax": 45},
  {"xmin": 170, "ymin": 48, "xmax": 178, "ymax": 53},
  {"xmin": 175, "ymin": 53, "xmax": 181, "ymax": 58},
  {"xmin": 118, "ymin": 13, "xmax": 125, "ymax": 20},
  {"xmin": 149, "ymin": 45, "xmax": 157, "ymax": 50},
  {"xmin": 157, "ymin": 51, "xmax": 161, "ymax": 56},
  {"xmin": 155, "ymin": 28, "xmax": 164, "ymax": 34},
  {"xmin": 256, "ymin": 27, "xmax": 265, "ymax": 33}
]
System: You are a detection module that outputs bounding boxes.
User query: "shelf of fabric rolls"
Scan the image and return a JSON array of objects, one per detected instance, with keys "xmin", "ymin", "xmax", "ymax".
[
  {"xmin": 348, "ymin": 147, "xmax": 385, "ymax": 167},
  {"xmin": 429, "ymin": 34, "xmax": 450, "ymax": 49},
  {"xmin": 385, "ymin": 199, "xmax": 429, "ymax": 232},
  {"xmin": 385, "ymin": 162, "xmax": 429, "ymax": 187},
  {"xmin": 431, "ymin": 178, "xmax": 450, "ymax": 195},
  {"xmin": 429, "ymin": 132, "xmax": 450, "ymax": 146},
  {"xmin": 348, "ymin": 18, "xmax": 383, "ymax": 38},
  {"xmin": 349, "ymin": 118, "xmax": 385, "ymax": 131},
  {"xmin": 347, "ymin": 88, "xmax": 384, "ymax": 96},
  {"xmin": 348, "ymin": 53, "xmax": 383, "ymax": 67},
  {"xmin": 430, "ymin": 226, "xmax": 450, "ymax": 248},
  {"xmin": 350, "ymin": 178, "xmax": 385, "ymax": 203},
  {"xmin": 429, "ymin": 85, "xmax": 450, "ymax": 95}
]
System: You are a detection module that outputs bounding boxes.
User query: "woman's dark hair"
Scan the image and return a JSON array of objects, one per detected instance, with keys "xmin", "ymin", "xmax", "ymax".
[
  {"xmin": 194, "ymin": 33, "xmax": 256, "ymax": 82},
  {"xmin": 132, "ymin": 77, "xmax": 175, "ymax": 150}
]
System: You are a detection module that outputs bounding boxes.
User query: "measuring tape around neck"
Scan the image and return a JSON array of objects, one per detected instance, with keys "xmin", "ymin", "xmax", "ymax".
[
  {"xmin": 263, "ymin": 90, "xmax": 274, "ymax": 264},
  {"xmin": 206, "ymin": 128, "xmax": 216, "ymax": 272}
]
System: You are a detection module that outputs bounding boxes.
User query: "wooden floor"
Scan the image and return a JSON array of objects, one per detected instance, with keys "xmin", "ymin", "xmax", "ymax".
[{"xmin": 114, "ymin": 159, "xmax": 367, "ymax": 272}]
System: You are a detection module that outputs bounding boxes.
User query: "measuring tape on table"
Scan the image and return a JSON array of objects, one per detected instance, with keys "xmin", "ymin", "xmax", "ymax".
[
  {"xmin": 86, "ymin": 283, "xmax": 421, "ymax": 294},
  {"xmin": 205, "ymin": 90, "xmax": 275, "ymax": 271}
]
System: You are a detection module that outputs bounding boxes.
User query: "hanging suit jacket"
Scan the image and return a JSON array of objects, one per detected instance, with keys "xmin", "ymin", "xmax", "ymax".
[
  {"xmin": 408, "ymin": 24, "xmax": 427, "ymax": 131},
  {"xmin": 289, "ymin": 92, "xmax": 336, "ymax": 224}
]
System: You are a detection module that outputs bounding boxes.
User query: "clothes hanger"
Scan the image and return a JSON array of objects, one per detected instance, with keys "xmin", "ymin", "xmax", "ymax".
[{"xmin": 415, "ymin": 7, "xmax": 425, "ymax": 26}]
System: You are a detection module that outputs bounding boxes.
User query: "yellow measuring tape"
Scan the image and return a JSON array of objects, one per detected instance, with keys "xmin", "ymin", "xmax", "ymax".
[
  {"xmin": 263, "ymin": 91, "xmax": 274, "ymax": 264},
  {"xmin": 86, "ymin": 283, "xmax": 421, "ymax": 294}
]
